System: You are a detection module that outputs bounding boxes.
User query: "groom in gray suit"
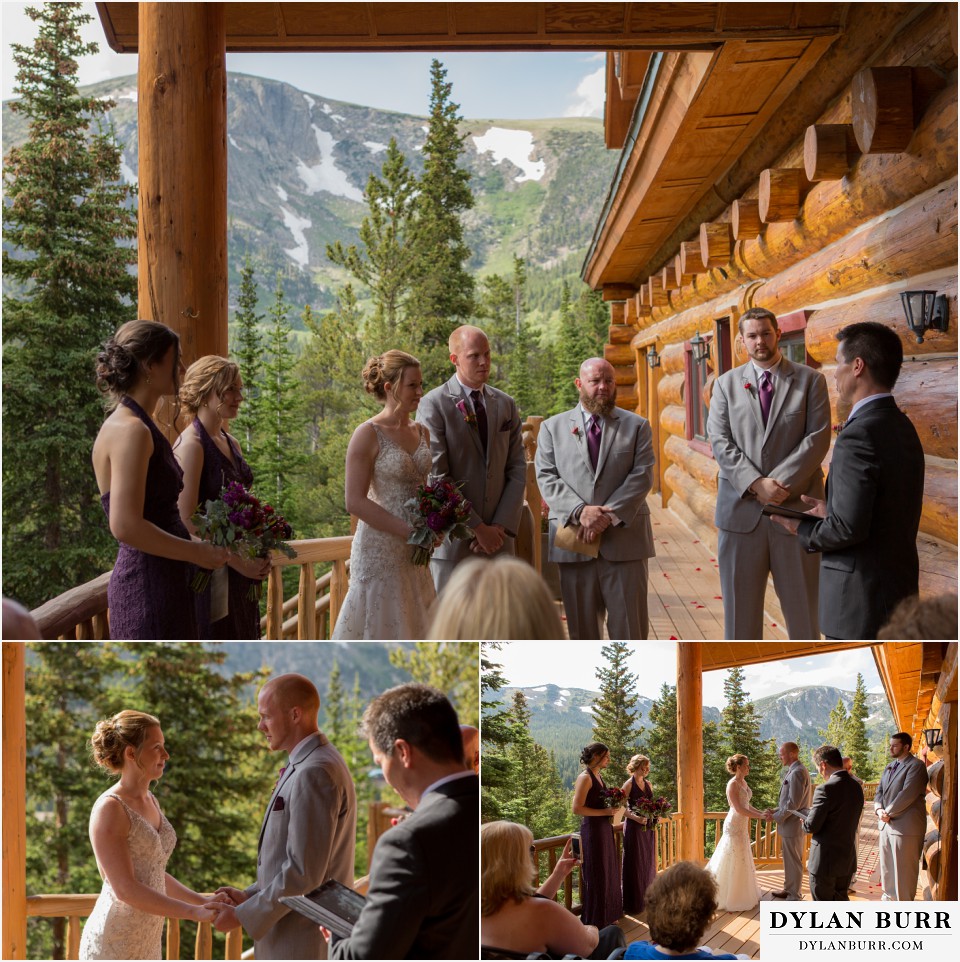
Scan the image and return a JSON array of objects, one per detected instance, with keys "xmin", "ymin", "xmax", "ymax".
[
  {"xmin": 535, "ymin": 357, "xmax": 655, "ymax": 639},
  {"xmin": 417, "ymin": 325, "xmax": 527, "ymax": 593},
  {"xmin": 874, "ymin": 731, "xmax": 927, "ymax": 900},
  {"xmin": 766, "ymin": 741, "xmax": 812, "ymax": 899},
  {"xmin": 707, "ymin": 306, "xmax": 831, "ymax": 639},
  {"xmin": 213, "ymin": 674, "xmax": 357, "ymax": 959}
]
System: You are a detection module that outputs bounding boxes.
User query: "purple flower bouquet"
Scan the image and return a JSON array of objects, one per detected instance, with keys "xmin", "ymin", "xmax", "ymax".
[{"xmin": 403, "ymin": 477, "xmax": 474, "ymax": 566}]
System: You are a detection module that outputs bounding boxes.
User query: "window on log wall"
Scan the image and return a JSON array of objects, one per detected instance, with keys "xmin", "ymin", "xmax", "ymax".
[{"xmin": 777, "ymin": 311, "xmax": 817, "ymax": 368}]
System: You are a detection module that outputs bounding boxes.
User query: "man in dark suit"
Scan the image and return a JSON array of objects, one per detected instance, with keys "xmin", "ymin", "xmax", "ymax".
[
  {"xmin": 417, "ymin": 325, "xmax": 527, "ymax": 593},
  {"xmin": 802, "ymin": 744, "xmax": 865, "ymax": 901},
  {"xmin": 535, "ymin": 357, "xmax": 655, "ymax": 639},
  {"xmin": 771, "ymin": 322, "xmax": 925, "ymax": 638},
  {"xmin": 329, "ymin": 684, "xmax": 478, "ymax": 960}
]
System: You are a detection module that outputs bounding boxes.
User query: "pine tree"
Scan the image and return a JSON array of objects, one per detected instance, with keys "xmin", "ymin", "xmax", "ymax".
[
  {"xmin": 258, "ymin": 273, "xmax": 307, "ymax": 510},
  {"xmin": 231, "ymin": 257, "xmax": 265, "ymax": 457},
  {"xmin": 844, "ymin": 673, "xmax": 873, "ymax": 779},
  {"xmin": 404, "ymin": 59, "xmax": 475, "ymax": 384},
  {"xmin": 821, "ymin": 697, "xmax": 849, "ymax": 750},
  {"xmin": 591, "ymin": 641, "xmax": 643, "ymax": 776},
  {"xmin": 326, "ymin": 139, "xmax": 418, "ymax": 348},
  {"xmin": 389, "ymin": 642, "xmax": 479, "ymax": 727},
  {"xmin": 476, "ymin": 272, "xmax": 516, "ymax": 384},
  {"xmin": 643, "ymin": 683, "xmax": 678, "ymax": 806},
  {"xmin": 3, "ymin": 3, "xmax": 138, "ymax": 608}
]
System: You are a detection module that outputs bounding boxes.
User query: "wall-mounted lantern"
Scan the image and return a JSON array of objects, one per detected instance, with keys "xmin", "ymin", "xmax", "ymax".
[
  {"xmin": 690, "ymin": 330, "xmax": 711, "ymax": 364},
  {"xmin": 900, "ymin": 291, "xmax": 949, "ymax": 343},
  {"xmin": 646, "ymin": 346, "xmax": 661, "ymax": 369}
]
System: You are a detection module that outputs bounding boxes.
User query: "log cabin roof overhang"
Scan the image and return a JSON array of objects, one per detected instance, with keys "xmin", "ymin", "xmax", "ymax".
[
  {"xmin": 95, "ymin": 3, "xmax": 848, "ymax": 54},
  {"xmin": 581, "ymin": 25, "xmax": 848, "ymax": 293}
]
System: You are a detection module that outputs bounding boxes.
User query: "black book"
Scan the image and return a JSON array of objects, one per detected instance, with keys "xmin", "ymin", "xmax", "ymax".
[
  {"xmin": 761, "ymin": 502, "xmax": 817, "ymax": 521},
  {"xmin": 279, "ymin": 879, "xmax": 366, "ymax": 939}
]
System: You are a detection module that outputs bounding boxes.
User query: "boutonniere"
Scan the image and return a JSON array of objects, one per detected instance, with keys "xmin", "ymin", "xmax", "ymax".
[
  {"xmin": 571, "ymin": 425, "xmax": 582, "ymax": 440},
  {"xmin": 832, "ymin": 421, "xmax": 846, "ymax": 434},
  {"xmin": 743, "ymin": 381, "xmax": 754, "ymax": 394},
  {"xmin": 453, "ymin": 396, "xmax": 477, "ymax": 427}
]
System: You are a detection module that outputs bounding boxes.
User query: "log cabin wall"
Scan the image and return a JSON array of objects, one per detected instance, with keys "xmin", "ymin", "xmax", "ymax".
[{"xmin": 607, "ymin": 6, "xmax": 958, "ymax": 598}]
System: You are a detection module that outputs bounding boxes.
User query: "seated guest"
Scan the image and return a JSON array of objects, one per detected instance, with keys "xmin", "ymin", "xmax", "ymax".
[
  {"xmin": 624, "ymin": 862, "xmax": 744, "ymax": 959},
  {"xmin": 481, "ymin": 821, "xmax": 625, "ymax": 960},
  {"xmin": 428, "ymin": 556, "xmax": 563, "ymax": 639},
  {"xmin": 877, "ymin": 593, "xmax": 958, "ymax": 640},
  {"xmin": 328, "ymin": 684, "xmax": 477, "ymax": 959}
]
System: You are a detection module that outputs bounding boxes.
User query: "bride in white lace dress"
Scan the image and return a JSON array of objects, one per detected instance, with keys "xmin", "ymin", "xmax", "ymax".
[
  {"xmin": 333, "ymin": 351, "xmax": 438, "ymax": 639},
  {"xmin": 704, "ymin": 754, "xmax": 764, "ymax": 911},
  {"xmin": 80, "ymin": 711, "xmax": 217, "ymax": 960}
]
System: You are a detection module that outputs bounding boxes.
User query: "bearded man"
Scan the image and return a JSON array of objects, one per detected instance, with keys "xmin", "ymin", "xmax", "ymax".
[{"xmin": 535, "ymin": 357, "xmax": 655, "ymax": 639}]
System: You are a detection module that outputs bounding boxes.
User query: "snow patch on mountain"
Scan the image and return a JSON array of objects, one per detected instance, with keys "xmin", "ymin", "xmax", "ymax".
[
  {"xmin": 580, "ymin": 705, "xmax": 595, "ymax": 714},
  {"xmin": 228, "ymin": 135, "xmax": 243, "ymax": 151},
  {"xmin": 295, "ymin": 126, "xmax": 363, "ymax": 201},
  {"xmin": 275, "ymin": 184, "xmax": 289, "ymax": 202},
  {"xmin": 304, "ymin": 94, "xmax": 316, "ymax": 110},
  {"xmin": 560, "ymin": 689, "xmax": 571, "ymax": 696},
  {"xmin": 531, "ymin": 686, "xmax": 547, "ymax": 692},
  {"xmin": 472, "ymin": 127, "xmax": 546, "ymax": 182},
  {"xmin": 117, "ymin": 89, "xmax": 137, "ymax": 103},
  {"xmin": 119, "ymin": 153, "xmax": 137, "ymax": 185},
  {"xmin": 280, "ymin": 206, "xmax": 312, "ymax": 268},
  {"xmin": 784, "ymin": 705, "xmax": 805, "ymax": 729},
  {"xmin": 554, "ymin": 697, "xmax": 566, "ymax": 707},
  {"xmin": 322, "ymin": 103, "xmax": 333, "ymax": 115},
  {"xmin": 365, "ymin": 141, "xmax": 388, "ymax": 155}
]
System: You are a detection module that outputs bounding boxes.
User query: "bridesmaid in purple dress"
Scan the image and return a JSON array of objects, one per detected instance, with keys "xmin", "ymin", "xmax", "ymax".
[
  {"xmin": 93, "ymin": 321, "xmax": 230, "ymax": 639},
  {"xmin": 621, "ymin": 754, "xmax": 658, "ymax": 915},
  {"xmin": 174, "ymin": 356, "xmax": 270, "ymax": 639},
  {"xmin": 572, "ymin": 742, "xmax": 623, "ymax": 927}
]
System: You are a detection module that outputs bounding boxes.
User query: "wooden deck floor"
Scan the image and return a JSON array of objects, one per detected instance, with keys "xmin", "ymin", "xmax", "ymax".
[
  {"xmin": 616, "ymin": 811, "xmax": 922, "ymax": 959},
  {"xmin": 557, "ymin": 494, "xmax": 790, "ymax": 640}
]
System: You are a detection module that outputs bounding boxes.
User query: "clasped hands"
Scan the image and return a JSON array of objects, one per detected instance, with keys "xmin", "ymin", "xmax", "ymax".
[
  {"xmin": 577, "ymin": 504, "xmax": 615, "ymax": 544},
  {"xmin": 200, "ymin": 886, "xmax": 249, "ymax": 932},
  {"xmin": 470, "ymin": 521, "xmax": 506, "ymax": 555}
]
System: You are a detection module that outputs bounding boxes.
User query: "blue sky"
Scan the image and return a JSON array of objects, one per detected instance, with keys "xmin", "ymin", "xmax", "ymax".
[
  {"xmin": 493, "ymin": 642, "xmax": 884, "ymax": 708},
  {"xmin": 2, "ymin": 3, "xmax": 606, "ymax": 118}
]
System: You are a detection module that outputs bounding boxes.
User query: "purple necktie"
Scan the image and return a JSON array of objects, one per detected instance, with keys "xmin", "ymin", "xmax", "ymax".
[
  {"xmin": 471, "ymin": 390, "xmax": 488, "ymax": 452},
  {"xmin": 587, "ymin": 415, "xmax": 602, "ymax": 471},
  {"xmin": 759, "ymin": 370, "xmax": 773, "ymax": 426}
]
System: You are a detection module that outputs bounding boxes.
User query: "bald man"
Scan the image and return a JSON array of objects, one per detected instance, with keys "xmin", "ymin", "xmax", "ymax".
[
  {"xmin": 417, "ymin": 325, "xmax": 527, "ymax": 594},
  {"xmin": 213, "ymin": 674, "xmax": 357, "ymax": 959},
  {"xmin": 461, "ymin": 724, "xmax": 480, "ymax": 773},
  {"xmin": 535, "ymin": 358, "xmax": 656, "ymax": 639}
]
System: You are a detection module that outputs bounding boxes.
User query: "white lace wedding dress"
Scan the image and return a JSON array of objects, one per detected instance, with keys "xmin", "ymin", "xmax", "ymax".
[
  {"xmin": 79, "ymin": 794, "xmax": 177, "ymax": 960},
  {"xmin": 705, "ymin": 777, "xmax": 761, "ymax": 911},
  {"xmin": 332, "ymin": 423, "xmax": 437, "ymax": 639}
]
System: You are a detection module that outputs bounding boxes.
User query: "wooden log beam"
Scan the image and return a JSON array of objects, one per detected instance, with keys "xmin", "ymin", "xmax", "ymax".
[
  {"xmin": 852, "ymin": 66, "xmax": 915, "ymax": 154},
  {"xmin": 658, "ymin": 372, "xmax": 685, "ymax": 407},
  {"xmin": 665, "ymin": 434, "xmax": 718, "ymax": 492},
  {"xmin": 666, "ymin": 464, "xmax": 721, "ymax": 532},
  {"xmin": 609, "ymin": 324, "xmax": 637, "ymax": 345},
  {"xmin": 890, "ymin": 360, "xmax": 958, "ymax": 462},
  {"xmin": 660, "ymin": 404, "xmax": 686, "ymax": 439},
  {"xmin": 679, "ymin": 240, "xmax": 704, "ymax": 278},
  {"xmin": 138, "ymin": 2, "xmax": 227, "ymax": 365},
  {"xmin": 700, "ymin": 222, "xmax": 733, "ymax": 268},
  {"xmin": 604, "ymin": 343, "xmax": 635, "ymax": 367},
  {"xmin": 602, "ymin": 283, "xmax": 637, "ymax": 302},
  {"xmin": 919, "ymin": 457, "xmax": 958, "ymax": 545},
  {"xmin": 676, "ymin": 642, "xmax": 704, "ymax": 860},
  {"xmin": 659, "ymin": 342, "xmax": 687, "ymax": 375},
  {"xmin": 732, "ymin": 198, "xmax": 763, "ymax": 240},
  {"xmin": 624, "ymin": 297, "xmax": 638, "ymax": 326},
  {"xmin": 648, "ymin": 276, "xmax": 670, "ymax": 308},
  {"xmin": 613, "ymin": 365, "xmax": 636, "ymax": 387},
  {"xmin": 2, "ymin": 644, "xmax": 26, "ymax": 961},
  {"xmin": 674, "ymin": 253, "xmax": 696, "ymax": 288},
  {"xmin": 661, "ymin": 266, "xmax": 679, "ymax": 291},
  {"xmin": 759, "ymin": 168, "xmax": 812, "ymax": 223},
  {"xmin": 609, "ymin": 301, "xmax": 625, "ymax": 325},
  {"xmin": 753, "ymin": 178, "xmax": 958, "ymax": 318},
  {"xmin": 805, "ymin": 274, "xmax": 958, "ymax": 363},
  {"xmin": 804, "ymin": 123, "xmax": 861, "ymax": 181}
]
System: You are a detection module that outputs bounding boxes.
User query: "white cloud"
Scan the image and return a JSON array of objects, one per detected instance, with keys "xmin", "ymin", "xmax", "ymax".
[
  {"xmin": 471, "ymin": 127, "xmax": 546, "ymax": 182},
  {"xmin": 564, "ymin": 65, "xmax": 605, "ymax": 119}
]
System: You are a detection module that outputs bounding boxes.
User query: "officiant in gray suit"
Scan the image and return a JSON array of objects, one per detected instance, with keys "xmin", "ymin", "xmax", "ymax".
[
  {"xmin": 417, "ymin": 325, "xmax": 527, "ymax": 593},
  {"xmin": 535, "ymin": 357, "xmax": 655, "ymax": 639},
  {"xmin": 707, "ymin": 307, "xmax": 831, "ymax": 640},
  {"xmin": 212, "ymin": 674, "xmax": 357, "ymax": 959}
]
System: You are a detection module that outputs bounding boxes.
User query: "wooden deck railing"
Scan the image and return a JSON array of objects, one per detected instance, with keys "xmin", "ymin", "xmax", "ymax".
[{"xmin": 26, "ymin": 894, "xmax": 244, "ymax": 960}]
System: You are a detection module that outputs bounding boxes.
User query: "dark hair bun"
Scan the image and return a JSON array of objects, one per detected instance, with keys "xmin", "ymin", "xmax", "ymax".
[{"xmin": 95, "ymin": 340, "xmax": 139, "ymax": 396}]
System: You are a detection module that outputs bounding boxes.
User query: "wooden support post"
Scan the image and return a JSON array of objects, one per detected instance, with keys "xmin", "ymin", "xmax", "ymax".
[
  {"xmin": 265, "ymin": 566, "xmax": 284, "ymax": 640},
  {"xmin": 2, "ymin": 643, "xmax": 26, "ymax": 961},
  {"xmin": 330, "ymin": 560, "xmax": 349, "ymax": 632},
  {"xmin": 660, "ymin": 266, "xmax": 679, "ymax": 291},
  {"xmin": 194, "ymin": 919, "xmax": 213, "ymax": 960},
  {"xmin": 225, "ymin": 927, "xmax": 244, "ymax": 960},
  {"xmin": 137, "ymin": 3, "xmax": 227, "ymax": 366},
  {"xmin": 298, "ymin": 562, "xmax": 317, "ymax": 639},
  {"xmin": 677, "ymin": 643, "xmax": 704, "ymax": 863}
]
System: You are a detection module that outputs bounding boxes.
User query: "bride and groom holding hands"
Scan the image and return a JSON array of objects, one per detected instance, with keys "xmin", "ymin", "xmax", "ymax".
[{"xmin": 80, "ymin": 673, "xmax": 479, "ymax": 960}]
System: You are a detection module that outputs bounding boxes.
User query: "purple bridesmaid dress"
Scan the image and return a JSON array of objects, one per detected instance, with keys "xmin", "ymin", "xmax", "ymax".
[
  {"xmin": 622, "ymin": 777, "xmax": 657, "ymax": 914},
  {"xmin": 579, "ymin": 768, "xmax": 623, "ymax": 926},
  {"xmin": 101, "ymin": 396, "xmax": 198, "ymax": 639}
]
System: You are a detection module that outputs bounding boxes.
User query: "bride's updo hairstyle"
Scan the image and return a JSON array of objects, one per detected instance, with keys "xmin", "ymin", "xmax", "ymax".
[
  {"xmin": 179, "ymin": 355, "xmax": 241, "ymax": 418},
  {"xmin": 580, "ymin": 742, "xmax": 609, "ymax": 767},
  {"xmin": 627, "ymin": 754, "xmax": 650, "ymax": 775},
  {"xmin": 95, "ymin": 320, "xmax": 181, "ymax": 411},
  {"xmin": 91, "ymin": 710, "xmax": 161, "ymax": 774},
  {"xmin": 362, "ymin": 350, "xmax": 420, "ymax": 402},
  {"xmin": 725, "ymin": 753, "xmax": 748, "ymax": 774}
]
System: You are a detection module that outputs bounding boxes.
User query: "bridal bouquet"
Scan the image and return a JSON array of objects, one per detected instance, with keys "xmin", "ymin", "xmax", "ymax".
[
  {"xmin": 599, "ymin": 786, "xmax": 628, "ymax": 810},
  {"xmin": 404, "ymin": 478, "xmax": 474, "ymax": 566},
  {"xmin": 628, "ymin": 795, "xmax": 672, "ymax": 829},
  {"xmin": 191, "ymin": 481, "xmax": 296, "ymax": 596}
]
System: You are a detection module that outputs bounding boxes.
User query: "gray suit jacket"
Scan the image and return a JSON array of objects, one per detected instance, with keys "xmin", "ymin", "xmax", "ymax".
[
  {"xmin": 708, "ymin": 357, "xmax": 831, "ymax": 533},
  {"xmin": 417, "ymin": 375, "xmax": 527, "ymax": 563},
  {"xmin": 535, "ymin": 406, "xmax": 655, "ymax": 563},
  {"xmin": 874, "ymin": 753, "xmax": 927, "ymax": 837},
  {"xmin": 237, "ymin": 733, "xmax": 357, "ymax": 960},
  {"xmin": 331, "ymin": 774, "xmax": 479, "ymax": 960},
  {"xmin": 773, "ymin": 760, "xmax": 813, "ymax": 838}
]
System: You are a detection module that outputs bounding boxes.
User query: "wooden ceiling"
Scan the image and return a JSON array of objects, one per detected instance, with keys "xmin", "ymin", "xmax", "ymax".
[
  {"xmin": 700, "ymin": 641, "xmax": 874, "ymax": 672},
  {"xmin": 95, "ymin": 3, "xmax": 847, "ymax": 53}
]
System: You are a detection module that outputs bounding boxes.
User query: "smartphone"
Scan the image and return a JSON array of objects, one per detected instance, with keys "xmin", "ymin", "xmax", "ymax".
[{"xmin": 570, "ymin": 833, "xmax": 581, "ymax": 860}]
